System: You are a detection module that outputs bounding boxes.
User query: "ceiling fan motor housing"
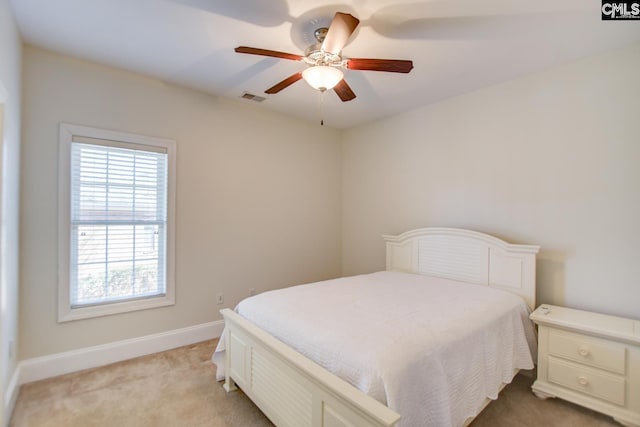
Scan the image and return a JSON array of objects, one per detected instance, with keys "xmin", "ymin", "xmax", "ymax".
[
  {"xmin": 303, "ymin": 27, "xmax": 345, "ymax": 68},
  {"xmin": 302, "ymin": 27, "xmax": 345, "ymax": 67}
]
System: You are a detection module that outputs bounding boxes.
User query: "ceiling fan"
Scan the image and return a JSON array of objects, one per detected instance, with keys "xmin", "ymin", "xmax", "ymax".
[{"xmin": 235, "ymin": 12, "xmax": 414, "ymax": 102}]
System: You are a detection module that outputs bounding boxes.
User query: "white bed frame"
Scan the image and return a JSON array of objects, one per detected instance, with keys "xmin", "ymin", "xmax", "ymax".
[{"xmin": 220, "ymin": 228, "xmax": 540, "ymax": 427}]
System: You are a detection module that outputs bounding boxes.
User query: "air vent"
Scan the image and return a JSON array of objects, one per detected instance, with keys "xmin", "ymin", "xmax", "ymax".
[{"xmin": 241, "ymin": 92, "xmax": 266, "ymax": 102}]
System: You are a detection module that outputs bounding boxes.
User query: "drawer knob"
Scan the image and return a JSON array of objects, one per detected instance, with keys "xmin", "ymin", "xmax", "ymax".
[
  {"xmin": 578, "ymin": 376, "xmax": 589, "ymax": 386},
  {"xmin": 578, "ymin": 346, "xmax": 590, "ymax": 357}
]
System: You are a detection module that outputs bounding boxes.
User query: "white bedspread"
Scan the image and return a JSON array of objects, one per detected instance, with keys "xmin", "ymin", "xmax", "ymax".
[{"xmin": 212, "ymin": 271, "xmax": 536, "ymax": 427}]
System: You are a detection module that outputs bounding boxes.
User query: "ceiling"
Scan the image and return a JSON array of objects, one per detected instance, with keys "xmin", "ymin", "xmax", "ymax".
[{"xmin": 9, "ymin": 0, "xmax": 640, "ymax": 129}]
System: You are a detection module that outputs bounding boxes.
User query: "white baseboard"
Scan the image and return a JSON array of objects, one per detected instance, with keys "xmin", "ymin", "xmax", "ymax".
[{"xmin": 18, "ymin": 320, "xmax": 224, "ymax": 385}]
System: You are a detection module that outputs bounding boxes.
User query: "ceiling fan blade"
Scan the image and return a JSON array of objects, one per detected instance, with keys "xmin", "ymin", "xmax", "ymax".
[
  {"xmin": 235, "ymin": 46, "xmax": 303, "ymax": 62},
  {"xmin": 321, "ymin": 12, "xmax": 360, "ymax": 55},
  {"xmin": 346, "ymin": 58, "xmax": 414, "ymax": 73},
  {"xmin": 265, "ymin": 72, "xmax": 303, "ymax": 94},
  {"xmin": 333, "ymin": 79, "xmax": 356, "ymax": 102}
]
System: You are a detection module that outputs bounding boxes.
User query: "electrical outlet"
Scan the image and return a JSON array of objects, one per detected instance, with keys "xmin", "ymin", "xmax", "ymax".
[
  {"xmin": 249, "ymin": 288, "xmax": 256, "ymax": 296},
  {"xmin": 217, "ymin": 293, "xmax": 224, "ymax": 305}
]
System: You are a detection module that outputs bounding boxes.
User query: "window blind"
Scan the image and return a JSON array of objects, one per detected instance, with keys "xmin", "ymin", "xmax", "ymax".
[{"xmin": 70, "ymin": 139, "xmax": 168, "ymax": 307}]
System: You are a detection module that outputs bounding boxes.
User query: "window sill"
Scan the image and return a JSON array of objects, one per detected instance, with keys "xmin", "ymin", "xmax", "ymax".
[{"xmin": 58, "ymin": 294, "xmax": 175, "ymax": 322}]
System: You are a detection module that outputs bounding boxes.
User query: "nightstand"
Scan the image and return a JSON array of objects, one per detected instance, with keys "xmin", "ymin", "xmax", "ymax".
[{"xmin": 530, "ymin": 304, "xmax": 640, "ymax": 426}]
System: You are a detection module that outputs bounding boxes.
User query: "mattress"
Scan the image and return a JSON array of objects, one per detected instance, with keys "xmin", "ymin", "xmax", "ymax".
[{"xmin": 212, "ymin": 271, "xmax": 537, "ymax": 427}]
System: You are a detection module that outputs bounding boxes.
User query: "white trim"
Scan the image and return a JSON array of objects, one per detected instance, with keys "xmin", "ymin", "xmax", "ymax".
[
  {"xmin": 57, "ymin": 123, "xmax": 177, "ymax": 322},
  {"xmin": 0, "ymin": 80, "xmax": 7, "ymax": 101},
  {"xmin": 3, "ymin": 365, "xmax": 20, "ymax": 426},
  {"xmin": 18, "ymin": 320, "xmax": 223, "ymax": 385},
  {"xmin": 59, "ymin": 296, "xmax": 176, "ymax": 322},
  {"xmin": 0, "ymin": 80, "xmax": 8, "ymax": 427}
]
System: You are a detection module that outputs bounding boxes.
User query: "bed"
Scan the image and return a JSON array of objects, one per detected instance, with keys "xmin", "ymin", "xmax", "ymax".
[{"xmin": 212, "ymin": 227, "xmax": 540, "ymax": 427}]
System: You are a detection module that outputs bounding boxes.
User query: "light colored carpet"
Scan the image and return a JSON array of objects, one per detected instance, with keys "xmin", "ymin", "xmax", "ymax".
[
  {"xmin": 10, "ymin": 340, "xmax": 272, "ymax": 427},
  {"xmin": 10, "ymin": 339, "xmax": 620, "ymax": 427}
]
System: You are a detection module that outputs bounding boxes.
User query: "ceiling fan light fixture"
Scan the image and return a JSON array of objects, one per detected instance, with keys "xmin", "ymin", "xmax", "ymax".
[{"xmin": 302, "ymin": 65, "xmax": 343, "ymax": 91}]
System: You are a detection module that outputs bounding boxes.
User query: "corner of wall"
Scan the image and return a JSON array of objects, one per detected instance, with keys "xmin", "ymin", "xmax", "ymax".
[{"xmin": 0, "ymin": 0, "xmax": 24, "ymax": 423}]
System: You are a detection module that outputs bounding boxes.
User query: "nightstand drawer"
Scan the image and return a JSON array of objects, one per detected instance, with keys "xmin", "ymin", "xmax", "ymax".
[
  {"xmin": 549, "ymin": 329, "xmax": 626, "ymax": 374},
  {"xmin": 548, "ymin": 357, "xmax": 626, "ymax": 406}
]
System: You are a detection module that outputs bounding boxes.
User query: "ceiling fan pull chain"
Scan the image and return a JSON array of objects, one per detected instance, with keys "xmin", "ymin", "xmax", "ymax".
[{"xmin": 320, "ymin": 89, "xmax": 325, "ymax": 126}]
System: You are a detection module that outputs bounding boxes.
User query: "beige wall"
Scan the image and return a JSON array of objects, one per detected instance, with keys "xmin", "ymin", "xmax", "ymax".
[
  {"xmin": 0, "ymin": 0, "xmax": 22, "ymax": 416},
  {"xmin": 19, "ymin": 46, "xmax": 342, "ymax": 359},
  {"xmin": 342, "ymin": 43, "xmax": 640, "ymax": 320}
]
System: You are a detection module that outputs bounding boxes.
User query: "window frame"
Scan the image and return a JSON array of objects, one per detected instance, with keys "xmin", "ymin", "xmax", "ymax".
[{"xmin": 58, "ymin": 123, "xmax": 176, "ymax": 322}]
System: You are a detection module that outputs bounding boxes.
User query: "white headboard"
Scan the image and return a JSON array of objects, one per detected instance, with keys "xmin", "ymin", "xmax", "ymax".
[{"xmin": 383, "ymin": 228, "xmax": 540, "ymax": 311}]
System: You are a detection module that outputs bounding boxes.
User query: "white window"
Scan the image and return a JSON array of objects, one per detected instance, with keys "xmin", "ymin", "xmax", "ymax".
[{"xmin": 58, "ymin": 123, "xmax": 176, "ymax": 322}]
